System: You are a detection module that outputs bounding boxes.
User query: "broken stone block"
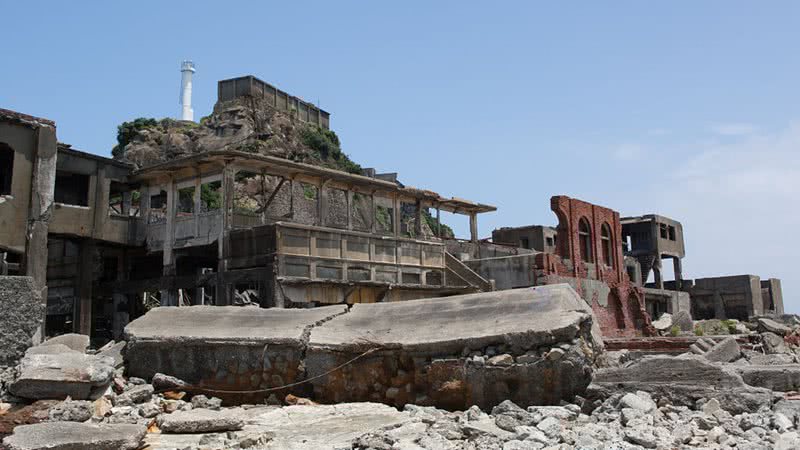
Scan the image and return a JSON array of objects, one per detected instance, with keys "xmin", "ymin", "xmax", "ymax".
[
  {"xmin": 651, "ymin": 313, "xmax": 672, "ymax": 332},
  {"xmin": 762, "ymin": 332, "xmax": 789, "ymax": 354},
  {"xmin": 124, "ymin": 304, "xmax": 347, "ymax": 403},
  {"xmin": 0, "ymin": 276, "xmax": 45, "ymax": 368},
  {"xmin": 47, "ymin": 399, "xmax": 93, "ymax": 422},
  {"xmin": 9, "ymin": 351, "xmax": 115, "ymax": 400},
  {"xmin": 114, "ymin": 384, "xmax": 153, "ymax": 406},
  {"xmin": 704, "ymin": 337, "xmax": 742, "ymax": 363},
  {"xmin": 736, "ymin": 365, "xmax": 800, "ymax": 392},
  {"xmin": 758, "ymin": 318, "xmax": 793, "ymax": 336},
  {"xmin": 307, "ymin": 285, "xmax": 599, "ymax": 410},
  {"xmin": 96, "ymin": 341, "xmax": 126, "ymax": 368},
  {"xmin": 152, "ymin": 372, "xmax": 187, "ymax": 391},
  {"xmin": 671, "ymin": 310, "xmax": 694, "ymax": 332},
  {"xmin": 587, "ymin": 355, "xmax": 772, "ymax": 414},
  {"xmin": 2, "ymin": 421, "xmax": 146, "ymax": 450},
  {"xmin": 157, "ymin": 408, "xmax": 245, "ymax": 433},
  {"xmin": 39, "ymin": 333, "xmax": 89, "ymax": 353},
  {"xmin": 190, "ymin": 394, "xmax": 222, "ymax": 410}
]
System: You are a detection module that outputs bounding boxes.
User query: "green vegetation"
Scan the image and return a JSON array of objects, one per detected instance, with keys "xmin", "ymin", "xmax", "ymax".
[
  {"xmin": 303, "ymin": 184, "xmax": 317, "ymax": 200},
  {"xmin": 670, "ymin": 325, "xmax": 681, "ymax": 337},
  {"xmin": 375, "ymin": 205, "xmax": 392, "ymax": 230},
  {"xmin": 201, "ymin": 182, "xmax": 221, "ymax": 211},
  {"xmin": 721, "ymin": 319, "xmax": 738, "ymax": 334},
  {"xmin": 694, "ymin": 325, "xmax": 704, "ymax": 336},
  {"xmin": 112, "ymin": 118, "xmax": 158, "ymax": 159},
  {"xmin": 300, "ymin": 125, "xmax": 362, "ymax": 174},
  {"xmin": 423, "ymin": 209, "xmax": 454, "ymax": 238}
]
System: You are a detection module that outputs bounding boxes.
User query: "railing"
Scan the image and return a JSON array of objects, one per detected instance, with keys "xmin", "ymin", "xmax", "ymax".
[
  {"xmin": 274, "ymin": 222, "xmax": 445, "ymax": 286},
  {"xmin": 445, "ymin": 252, "xmax": 493, "ymax": 291}
]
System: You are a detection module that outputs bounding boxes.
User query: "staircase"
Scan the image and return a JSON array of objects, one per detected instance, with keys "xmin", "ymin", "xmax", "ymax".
[{"xmin": 444, "ymin": 252, "xmax": 493, "ymax": 292}]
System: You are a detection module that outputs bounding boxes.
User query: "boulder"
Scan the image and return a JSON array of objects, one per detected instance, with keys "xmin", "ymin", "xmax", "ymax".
[
  {"xmin": 652, "ymin": 313, "xmax": 673, "ymax": 332},
  {"xmin": 762, "ymin": 332, "xmax": 789, "ymax": 354},
  {"xmin": 2, "ymin": 422, "xmax": 145, "ymax": 450},
  {"xmin": 0, "ymin": 276, "xmax": 45, "ymax": 367},
  {"xmin": 671, "ymin": 310, "xmax": 693, "ymax": 332},
  {"xmin": 704, "ymin": 337, "xmax": 742, "ymax": 363},
  {"xmin": 157, "ymin": 408, "xmax": 245, "ymax": 433},
  {"xmin": 96, "ymin": 341, "xmax": 126, "ymax": 368},
  {"xmin": 587, "ymin": 355, "xmax": 772, "ymax": 414},
  {"xmin": 758, "ymin": 318, "xmax": 792, "ymax": 336},
  {"xmin": 9, "ymin": 351, "xmax": 115, "ymax": 400},
  {"xmin": 40, "ymin": 333, "xmax": 89, "ymax": 353},
  {"xmin": 736, "ymin": 365, "xmax": 800, "ymax": 392}
]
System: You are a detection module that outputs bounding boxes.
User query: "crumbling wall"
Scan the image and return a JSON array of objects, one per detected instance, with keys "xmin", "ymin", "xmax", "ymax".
[{"xmin": 0, "ymin": 276, "xmax": 45, "ymax": 367}]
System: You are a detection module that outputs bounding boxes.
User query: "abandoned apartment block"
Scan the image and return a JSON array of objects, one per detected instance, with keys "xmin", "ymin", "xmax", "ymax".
[{"xmin": 0, "ymin": 74, "xmax": 785, "ymax": 346}]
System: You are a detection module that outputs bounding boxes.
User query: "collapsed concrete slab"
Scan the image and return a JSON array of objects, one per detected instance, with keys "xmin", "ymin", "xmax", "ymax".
[
  {"xmin": 306, "ymin": 285, "xmax": 600, "ymax": 410},
  {"xmin": 39, "ymin": 333, "xmax": 90, "ymax": 353},
  {"xmin": 2, "ymin": 422, "xmax": 146, "ymax": 450},
  {"xmin": 736, "ymin": 365, "xmax": 800, "ymax": 392},
  {"xmin": 0, "ymin": 276, "xmax": 45, "ymax": 368},
  {"xmin": 9, "ymin": 347, "xmax": 115, "ymax": 400},
  {"xmin": 124, "ymin": 305, "xmax": 348, "ymax": 402},
  {"xmin": 587, "ymin": 355, "xmax": 772, "ymax": 414}
]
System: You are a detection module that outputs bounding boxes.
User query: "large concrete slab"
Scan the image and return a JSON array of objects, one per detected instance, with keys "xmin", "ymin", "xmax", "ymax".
[
  {"xmin": 9, "ymin": 349, "xmax": 115, "ymax": 400},
  {"xmin": 144, "ymin": 403, "xmax": 412, "ymax": 450},
  {"xmin": 3, "ymin": 422, "xmax": 146, "ymax": 450},
  {"xmin": 124, "ymin": 305, "xmax": 347, "ymax": 402},
  {"xmin": 307, "ymin": 285, "xmax": 599, "ymax": 410},
  {"xmin": 309, "ymin": 285, "xmax": 600, "ymax": 354}
]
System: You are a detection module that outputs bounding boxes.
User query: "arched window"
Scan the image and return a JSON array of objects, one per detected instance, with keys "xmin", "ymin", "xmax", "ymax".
[
  {"xmin": 578, "ymin": 218, "xmax": 592, "ymax": 263},
  {"xmin": 601, "ymin": 223, "xmax": 613, "ymax": 267}
]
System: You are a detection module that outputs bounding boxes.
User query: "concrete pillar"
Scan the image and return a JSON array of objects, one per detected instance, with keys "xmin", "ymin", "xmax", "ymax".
[
  {"xmin": 414, "ymin": 200, "xmax": 422, "ymax": 237},
  {"xmin": 436, "ymin": 206, "xmax": 441, "ymax": 238},
  {"xmin": 112, "ymin": 252, "xmax": 129, "ymax": 340},
  {"xmin": 469, "ymin": 213, "xmax": 478, "ymax": 243},
  {"xmin": 216, "ymin": 165, "xmax": 235, "ymax": 306},
  {"xmin": 77, "ymin": 240, "xmax": 95, "ymax": 336},
  {"xmin": 24, "ymin": 124, "xmax": 57, "ymax": 339},
  {"xmin": 193, "ymin": 169, "xmax": 202, "ymax": 236},
  {"xmin": 713, "ymin": 291, "xmax": 727, "ymax": 320},
  {"xmin": 672, "ymin": 257, "xmax": 683, "ymax": 290},
  {"xmin": 161, "ymin": 177, "xmax": 177, "ymax": 306},
  {"xmin": 121, "ymin": 191, "xmax": 132, "ymax": 216}
]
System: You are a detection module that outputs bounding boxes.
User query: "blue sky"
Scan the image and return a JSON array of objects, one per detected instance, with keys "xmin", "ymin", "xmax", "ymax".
[{"xmin": 3, "ymin": 2, "xmax": 799, "ymax": 310}]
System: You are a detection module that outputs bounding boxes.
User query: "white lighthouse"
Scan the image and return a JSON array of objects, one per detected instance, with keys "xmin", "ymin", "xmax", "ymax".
[{"xmin": 179, "ymin": 60, "xmax": 196, "ymax": 121}]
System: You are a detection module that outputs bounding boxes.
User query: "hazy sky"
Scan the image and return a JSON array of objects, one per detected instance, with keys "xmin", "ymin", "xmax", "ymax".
[{"xmin": 3, "ymin": 2, "xmax": 798, "ymax": 310}]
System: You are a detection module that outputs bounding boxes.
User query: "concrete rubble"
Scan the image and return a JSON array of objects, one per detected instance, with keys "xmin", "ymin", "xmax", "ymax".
[{"xmin": 4, "ymin": 286, "xmax": 800, "ymax": 449}]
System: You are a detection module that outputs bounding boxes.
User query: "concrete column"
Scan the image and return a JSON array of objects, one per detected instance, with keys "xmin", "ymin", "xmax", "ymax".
[
  {"xmin": 161, "ymin": 177, "xmax": 177, "ymax": 306},
  {"xmin": 77, "ymin": 240, "xmax": 95, "ymax": 336},
  {"xmin": 713, "ymin": 291, "xmax": 727, "ymax": 320},
  {"xmin": 121, "ymin": 191, "xmax": 132, "ymax": 216},
  {"xmin": 216, "ymin": 165, "xmax": 235, "ymax": 306},
  {"xmin": 436, "ymin": 206, "xmax": 441, "ymax": 238},
  {"xmin": 24, "ymin": 124, "xmax": 57, "ymax": 339},
  {"xmin": 393, "ymin": 195, "xmax": 400, "ymax": 237},
  {"xmin": 672, "ymin": 257, "xmax": 683, "ymax": 290},
  {"xmin": 414, "ymin": 200, "xmax": 422, "ymax": 237},
  {"xmin": 112, "ymin": 251, "xmax": 129, "ymax": 340},
  {"xmin": 653, "ymin": 266, "xmax": 664, "ymax": 290},
  {"xmin": 469, "ymin": 213, "xmax": 478, "ymax": 243},
  {"xmin": 92, "ymin": 166, "xmax": 108, "ymax": 236},
  {"xmin": 194, "ymin": 169, "xmax": 202, "ymax": 236}
]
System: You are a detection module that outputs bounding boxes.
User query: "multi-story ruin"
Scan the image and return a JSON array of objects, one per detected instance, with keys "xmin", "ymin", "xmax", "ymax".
[{"xmin": 0, "ymin": 75, "xmax": 785, "ymax": 345}]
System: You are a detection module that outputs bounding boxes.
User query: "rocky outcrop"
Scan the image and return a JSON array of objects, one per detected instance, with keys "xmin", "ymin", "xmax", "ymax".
[{"xmin": 114, "ymin": 97, "xmax": 361, "ymax": 174}]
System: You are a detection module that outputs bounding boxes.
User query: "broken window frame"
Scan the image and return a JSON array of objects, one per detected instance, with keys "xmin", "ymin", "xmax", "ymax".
[
  {"xmin": 54, "ymin": 171, "xmax": 90, "ymax": 207},
  {"xmin": 176, "ymin": 185, "xmax": 196, "ymax": 216}
]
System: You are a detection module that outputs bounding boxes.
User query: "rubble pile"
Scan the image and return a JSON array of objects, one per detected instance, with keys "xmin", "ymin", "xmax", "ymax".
[{"xmin": 5, "ymin": 290, "xmax": 800, "ymax": 448}]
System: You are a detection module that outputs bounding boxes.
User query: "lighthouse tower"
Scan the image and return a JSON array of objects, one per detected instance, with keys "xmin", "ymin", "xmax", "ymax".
[{"xmin": 179, "ymin": 61, "xmax": 196, "ymax": 121}]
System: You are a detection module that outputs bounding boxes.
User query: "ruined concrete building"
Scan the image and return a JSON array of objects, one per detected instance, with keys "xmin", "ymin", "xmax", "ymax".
[{"xmin": 0, "ymin": 75, "xmax": 785, "ymax": 345}]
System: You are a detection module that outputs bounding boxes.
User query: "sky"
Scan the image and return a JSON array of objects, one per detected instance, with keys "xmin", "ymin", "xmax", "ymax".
[{"xmin": 3, "ymin": 2, "xmax": 799, "ymax": 311}]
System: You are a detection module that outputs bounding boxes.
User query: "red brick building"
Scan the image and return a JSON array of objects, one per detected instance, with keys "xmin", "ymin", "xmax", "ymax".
[{"xmin": 536, "ymin": 196, "xmax": 653, "ymax": 337}]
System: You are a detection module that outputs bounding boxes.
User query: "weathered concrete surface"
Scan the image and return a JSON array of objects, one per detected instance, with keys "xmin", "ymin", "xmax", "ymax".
[
  {"xmin": 587, "ymin": 355, "xmax": 772, "ymax": 414},
  {"xmin": 0, "ymin": 276, "xmax": 45, "ymax": 367},
  {"xmin": 124, "ymin": 305, "xmax": 347, "ymax": 402},
  {"xmin": 737, "ymin": 365, "xmax": 800, "ymax": 392},
  {"xmin": 39, "ymin": 333, "xmax": 89, "ymax": 353},
  {"xmin": 2, "ymin": 422, "xmax": 145, "ymax": 450},
  {"xmin": 307, "ymin": 285, "xmax": 600, "ymax": 410},
  {"xmin": 144, "ymin": 403, "xmax": 412, "ymax": 450},
  {"xmin": 158, "ymin": 408, "xmax": 245, "ymax": 433},
  {"xmin": 9, "ymin": 347, "xmax": 114, "ymax": 400},
  {"xmin": 704, "ymin": 336, "xmax": 742, "ymax": 363}
]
